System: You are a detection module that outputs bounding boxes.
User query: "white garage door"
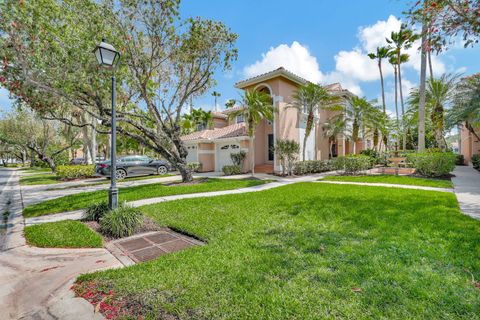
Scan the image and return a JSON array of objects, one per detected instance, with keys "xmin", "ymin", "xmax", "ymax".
[
  {"xmin": 216, "ymin": 143, "xmax": 241, "ymax": 171},
  {"xmin": 186, "ymin": 145, "xmax": 197, "ymax": 163}
]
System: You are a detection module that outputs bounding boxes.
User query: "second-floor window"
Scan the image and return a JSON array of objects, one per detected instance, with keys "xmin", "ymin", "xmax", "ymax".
[{"xmin": 236, "ymin": 115, "xmax": 244, "ymax": 124}]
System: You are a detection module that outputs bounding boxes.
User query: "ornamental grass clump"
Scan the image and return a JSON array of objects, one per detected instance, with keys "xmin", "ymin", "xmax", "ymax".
[
  {"xmin": 83, "ymin": 201, "xmax": 109, "ymax": 222},
  {"xmin": 100, "ymin": 204, "xmax": 144, "ymax": 238}
]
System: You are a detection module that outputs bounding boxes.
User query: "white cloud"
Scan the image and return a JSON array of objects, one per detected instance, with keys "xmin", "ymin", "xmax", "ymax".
[
  {"xmin": 243, "ymin": 41, "xmax": 323, "ymax": 83},
  {"xmin": 243, "ymin": 15, "xmax": 450, "ymax": 100}
]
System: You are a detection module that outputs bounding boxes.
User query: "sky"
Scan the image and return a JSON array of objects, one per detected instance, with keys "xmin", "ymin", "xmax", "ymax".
[{"xmin": 1, "ymin": 0, "xmax": 479, "ymax": 117}]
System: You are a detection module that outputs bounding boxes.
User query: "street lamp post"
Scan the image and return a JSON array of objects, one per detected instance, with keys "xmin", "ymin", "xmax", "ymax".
[{"xmin": 94, "ymin": 39, "xmax": 121, "ymax": 209}]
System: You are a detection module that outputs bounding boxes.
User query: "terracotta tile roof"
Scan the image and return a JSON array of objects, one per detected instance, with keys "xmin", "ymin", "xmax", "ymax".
[
  {"xmin": 235, "ymin": 67, "xmax": 309, "ymax": 88},
  {"xmin": 212, "ymin": 111, "xmax": 228, "ymax": 119},
  {"xmin": 182, "ymin": 123, "xmax": 248, "ymax": 142}
]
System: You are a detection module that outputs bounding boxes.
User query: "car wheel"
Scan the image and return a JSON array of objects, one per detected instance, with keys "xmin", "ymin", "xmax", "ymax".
[
  {"xmin": 157, "ymin": 166, "xmax": 168, "ymax": 175},
  {"xmin": 115, "ymin": 169, "xmax": 127, "ymax": 180}
]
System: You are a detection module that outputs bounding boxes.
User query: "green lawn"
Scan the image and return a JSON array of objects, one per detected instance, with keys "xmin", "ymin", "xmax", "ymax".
[
  {"xmin": 77, "ymin": 183, "xmax": 480, "ymax": 319},
  {"xmin": 24, "ymin": 220, "xmax": 102, "ymax": 248},
  {"xmin": 20, "ymin": 173, "xmax": 59, "ymax": 185},
  {"xmin": 19, "ymin": 167, "xmax": 52, "ymax": 173},
  {"xmin": 320, "ymin": 174, "xmax": 453, "ymax": 188},
  {"xmin": 24, "ymin": 178, "xmax": 268, "ymax": 218}
]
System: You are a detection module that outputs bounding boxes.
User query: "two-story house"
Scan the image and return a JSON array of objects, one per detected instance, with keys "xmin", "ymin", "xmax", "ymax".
[{"xmin": 182, "ymin": 67, "xmax": 364, "ymax": 173}]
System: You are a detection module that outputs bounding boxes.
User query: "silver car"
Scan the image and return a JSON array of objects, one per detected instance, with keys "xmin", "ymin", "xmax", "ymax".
[{"xmin": 95, "ymin": 155, "xmax": 173, "ymax": 180}]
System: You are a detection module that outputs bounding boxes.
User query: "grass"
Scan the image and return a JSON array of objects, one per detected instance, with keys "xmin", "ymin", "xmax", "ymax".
[
  {"xmin": 19, "ymin": 167, "xmax": 52, "ymax": 173},
  {"xmin": 24, "ymin": 220, "xmax": 102, "ymax": 248},
  {"xmin": 77, "ymin": 183, "xmax": 480, "ymax": 319},
  {"xmin": 20, "ymin": 173, "xmax": 59, "ymax": 185},
  {"xmin": 320, "ymin": 174, "xmax": 453, "ymax": 188},
  {"xmin": 23, "ymin": 178, "xmax": 268, "ymax": 218}
]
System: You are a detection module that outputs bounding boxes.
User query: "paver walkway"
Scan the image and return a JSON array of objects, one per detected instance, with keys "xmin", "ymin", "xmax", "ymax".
[
  {"xmin": 452, "ymin": 165, "xmax": 480, "ymax": 220},
  {"xmin": 0, "ymin": 168, "xmax": 122, "ymax": 319}
]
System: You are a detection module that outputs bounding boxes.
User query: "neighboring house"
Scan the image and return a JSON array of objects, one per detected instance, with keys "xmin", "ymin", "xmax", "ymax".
[
  {"xmin": 182, "ymin": 67, "xmax": 363, "ymax": 173},
  {"xmin": 459, "ymin": 123, "xmax": 480, "ymax": 165}
]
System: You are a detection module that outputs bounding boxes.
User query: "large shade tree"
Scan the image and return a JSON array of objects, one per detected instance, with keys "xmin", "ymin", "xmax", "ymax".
[
  {"xmin": 0, "ymin": 108, "xmax": 79, "ymax": 172},
  {"xmin": 0, "ymin": 0, "xmax": 238, "ymax": 182}
]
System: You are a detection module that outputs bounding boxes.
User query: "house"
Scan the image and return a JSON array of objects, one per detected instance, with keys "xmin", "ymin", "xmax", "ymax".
[
  {"xmin": 459, "ymin": 123, "xmax": 480, "ymax": 165},
  {"xmin": 182, "ymin": 67, "xmax": 364, "ymax": 173}
]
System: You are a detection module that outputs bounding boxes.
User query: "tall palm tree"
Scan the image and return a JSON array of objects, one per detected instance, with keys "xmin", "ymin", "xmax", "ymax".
[
  {"xmin": 322, "ymin": 116, "xmax": 346, "ymax": 158},
  {"xmin": 290, "ymin": 83, "xmax": 341, "ymax": 161},
  {"xmin": 388, "ymin": 55, "xmax": 400, "ymax": 125},
  {"xmin": 368, "ymin": 46, "xmax": 390, "ymax": 113},
  {"xmin": 408, "ymin": 74, "xmax": 458, "ymax": 150},
  {"xmin": 387, "ymin": 24, "xmax": 418, "ymax": 116},
  {"xmin": 212, "ymin": 91, "xmax": 221, "ymax": 111},
  {"xmin": 228, "ymin": 89, "xmax": 275, "ymax": 175}
]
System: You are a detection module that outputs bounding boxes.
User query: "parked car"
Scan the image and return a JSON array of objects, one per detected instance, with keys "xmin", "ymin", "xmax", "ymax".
[
  {"xmin": 70, "ymin": 158, "xmax": 87, "ymax": 165},
  {"xmin": 95, "ymin": 155, "xmax": 173, "ymax": 180}
]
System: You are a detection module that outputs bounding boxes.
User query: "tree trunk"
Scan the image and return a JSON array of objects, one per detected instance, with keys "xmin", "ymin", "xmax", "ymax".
[
  {"xmin": 177, "ymin": 162, "xmax": 193, "ymax": 182},
  {"xmin": 302, "ymin": 130, "xmax": 308, "ymax": 161},
  {"xmin": 397, "ymin": 58, "xmax": 407, "ymax": 151},
  {"xmin": 394, "ymin": 66, "xmax": 399, "ymax": 125},
  {"xmin": 428, "ymin": 50, "xmax": 434, "ymax": 80},
  {"xmin": 379, "ymin": 61, "xmax": 386, "ymax": 114},
  {"xmin": 250, "ymin": 136, "xmax": 255, "ymax": 175},
  {"xmin": 418, "ymin": 19, "xmax": 428, "ymax": 152},
  {"xmin": 91, "ymin": 120, "xmax": 97, "ymax": 164},
  {"xmin": 38, "ymin": 154, "xmax": 56, "ymax": 173}
]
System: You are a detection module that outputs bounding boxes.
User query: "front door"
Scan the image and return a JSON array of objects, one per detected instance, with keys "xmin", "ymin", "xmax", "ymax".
[{"xmin": 268, "ymin": 134, "xmax": 274, "ymax": 161}]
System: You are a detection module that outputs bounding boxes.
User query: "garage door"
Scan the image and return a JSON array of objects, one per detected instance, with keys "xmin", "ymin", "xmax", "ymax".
[
  {"xmin": 216, "ymin": 143, "xmax": 241, "ymax": 171},
  {"xmin": 186, "ymin": 145, "xmax": 197, "ymax": 163}
]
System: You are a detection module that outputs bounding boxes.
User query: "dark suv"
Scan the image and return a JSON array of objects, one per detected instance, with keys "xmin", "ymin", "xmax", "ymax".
[{"xmin": 95, "ymin": 155, "xmax": 172, "ymax": 180}]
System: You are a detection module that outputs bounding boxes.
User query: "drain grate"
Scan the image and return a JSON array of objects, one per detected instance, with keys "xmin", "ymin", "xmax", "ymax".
[{"xmin": 114, "ymin": 229, "xmax": 203, "ymax": 263}]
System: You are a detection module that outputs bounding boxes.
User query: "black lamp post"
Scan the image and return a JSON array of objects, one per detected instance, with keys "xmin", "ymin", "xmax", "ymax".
[{"xmin": 94, "ymin": 39, "xmax": 121, "ymax": 209}]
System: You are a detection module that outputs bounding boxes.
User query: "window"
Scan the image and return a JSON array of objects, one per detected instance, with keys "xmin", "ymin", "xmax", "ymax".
[
  {"xmin": 236, "ymin": 115, "xmax": 244, "ymax": 124},
  {"xmin": 220, "ymin": 145, "xmax": 229, "ymax": 150},
  {"xmin": 231, "ymin": 145, "xmax": 239, "ymax": 149}
]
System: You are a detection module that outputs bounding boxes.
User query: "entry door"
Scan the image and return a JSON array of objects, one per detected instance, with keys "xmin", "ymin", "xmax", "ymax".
[{"xmin": 268, "ymin": 134, "xmax": 274, "ymax": 161}]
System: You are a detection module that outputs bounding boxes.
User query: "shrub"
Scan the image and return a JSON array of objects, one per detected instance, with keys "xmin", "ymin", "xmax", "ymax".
[
  {"xmin": 187, "ymin": 162, "xmax": 202, "ymax": 172},
  {"xmin": 472, "ymin": 154, "xmax": 480, "ymax": 170},
  {"xmin": 455, "ymin": 154, "xmax": 465, "ymax": 166},
  {"xmin": 230, "ymin": 151, "xmax": 246, "ymax": 166},
  {"xmin": 100, "ymin": 204, "xmax": 144, "ymax": 238},
  {"xmin": 275, "ymin": 139, "xmax": 300, "ymax": 176},
  {"xmin": 406, "ymin": 152, "xmax": 456, "ymax": 177},
  {"xmin": 56, "ymin": 165, "xmax": 95, "ymax": 180},
  {"xmin": 83, "ymin": 201, "xmax": 109, "ymax": 222},
  {"xmin": 222, "ymin": 165, "xmax": 242, "ymax": 176},
  {"xmin": 294, "ymin": 160, "xmax": 333, "ymax": 175},
  {"xmin": 360, "ymin": 148, "xmax": 381, "ymax": 165},
  {"xmin": 332, "ymin": 155, "xmax": 372, "ymax": 175}
]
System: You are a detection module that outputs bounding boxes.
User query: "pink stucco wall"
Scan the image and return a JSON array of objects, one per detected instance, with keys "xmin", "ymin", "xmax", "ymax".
[{"xmin": 460, "ymin": 124, "xmax": 480, "ymax": 164}]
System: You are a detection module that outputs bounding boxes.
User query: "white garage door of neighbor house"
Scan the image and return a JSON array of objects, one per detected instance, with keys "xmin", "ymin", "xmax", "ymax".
[
  {"xmin": 217, "ymin": 143, "xmax": 240, "ymax": 170},
  {"xmin": 186, "ymin": 145, "xmax": 197, "ymax": 163}
]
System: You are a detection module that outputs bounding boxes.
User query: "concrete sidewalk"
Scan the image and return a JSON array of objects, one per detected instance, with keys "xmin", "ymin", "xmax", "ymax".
[
  {"xmin": 452, "ymin": 166, "xmax": 480, "ymax": 220},
  {"xmin": 0, "ymin": 168, "xmax": 122, "ymax": 319}
]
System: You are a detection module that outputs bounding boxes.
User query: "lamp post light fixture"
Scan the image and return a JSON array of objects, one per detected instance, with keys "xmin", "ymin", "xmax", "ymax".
[{"xmin": 94, "ymin": 38, "xmax": 121, "ymax": 209}]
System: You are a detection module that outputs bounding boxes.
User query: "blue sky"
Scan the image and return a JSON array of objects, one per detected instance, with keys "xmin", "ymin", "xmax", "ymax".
[{"xmin": 1, "ymin": 0, "xmax": 479, "ymax": 116}]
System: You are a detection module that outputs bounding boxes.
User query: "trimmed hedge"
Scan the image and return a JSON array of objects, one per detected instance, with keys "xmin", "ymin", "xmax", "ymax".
[
  {"xmin": 294, "ymin": 160, "xmax": 333, "ymax": 175},
  {"xmin": 332, "ymin": 155, "xmax": 372, "ymax": 175},
  {"xmin": 56, "ymin": 165, "xmax": 96, "ymax": 180},
  {"xmin": 222, "ymin": 165, "xmax": 242, "ymax": 176},
  {"xmin": 472, "ymin": 154, "xmax": 480, "ymax": 171},
  {"xmin": 406, "ymin": 152, "xmax": 456, "ymax": 177},
  {"xmin": 187, "ymin": 162, "xmax": 202, "ymax": 172}
]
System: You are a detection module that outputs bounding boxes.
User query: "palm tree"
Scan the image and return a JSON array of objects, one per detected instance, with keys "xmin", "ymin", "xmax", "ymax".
[
  {"xmin": 345, "ymin": 96, "xmax": 376, "ymax": 154},
  {"xmin": 448, "ymin": 74, "xmax": 480, "ymax": 141},
  {"xmin": 388, "ymin": 55, "xmax": 400, "ymax": 125},
  {"xmin": 387, "ymin": 24, "xmax": 418, "ymax": 116},
  {"xmin": 368, "ymin": 46, "xmax": 390, "ymax": 113},
  {"xmin": 228, "ymin": 89, "xmax": 275, "ymax": 175},
  {"xmin": 212, "ymin": 91, "xmax": 221, "ymax": 111},
  {"xmin": 181, "ymin": 108, "xmax": 213, "ymax": 133},
  {"xmin": 365, "ymin": 105, "xmax": 389, "ymax": 151},
  {"xmin": 408, "ymin": 74, "xmax": 458, "ymax": 150},
  {"xmin": 322, "ymin": 116, "xmax": 346, "ymax": 158},
  {"xmin": 290, "ymin": 83, "xmax": 341, "ymax": 160}
]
